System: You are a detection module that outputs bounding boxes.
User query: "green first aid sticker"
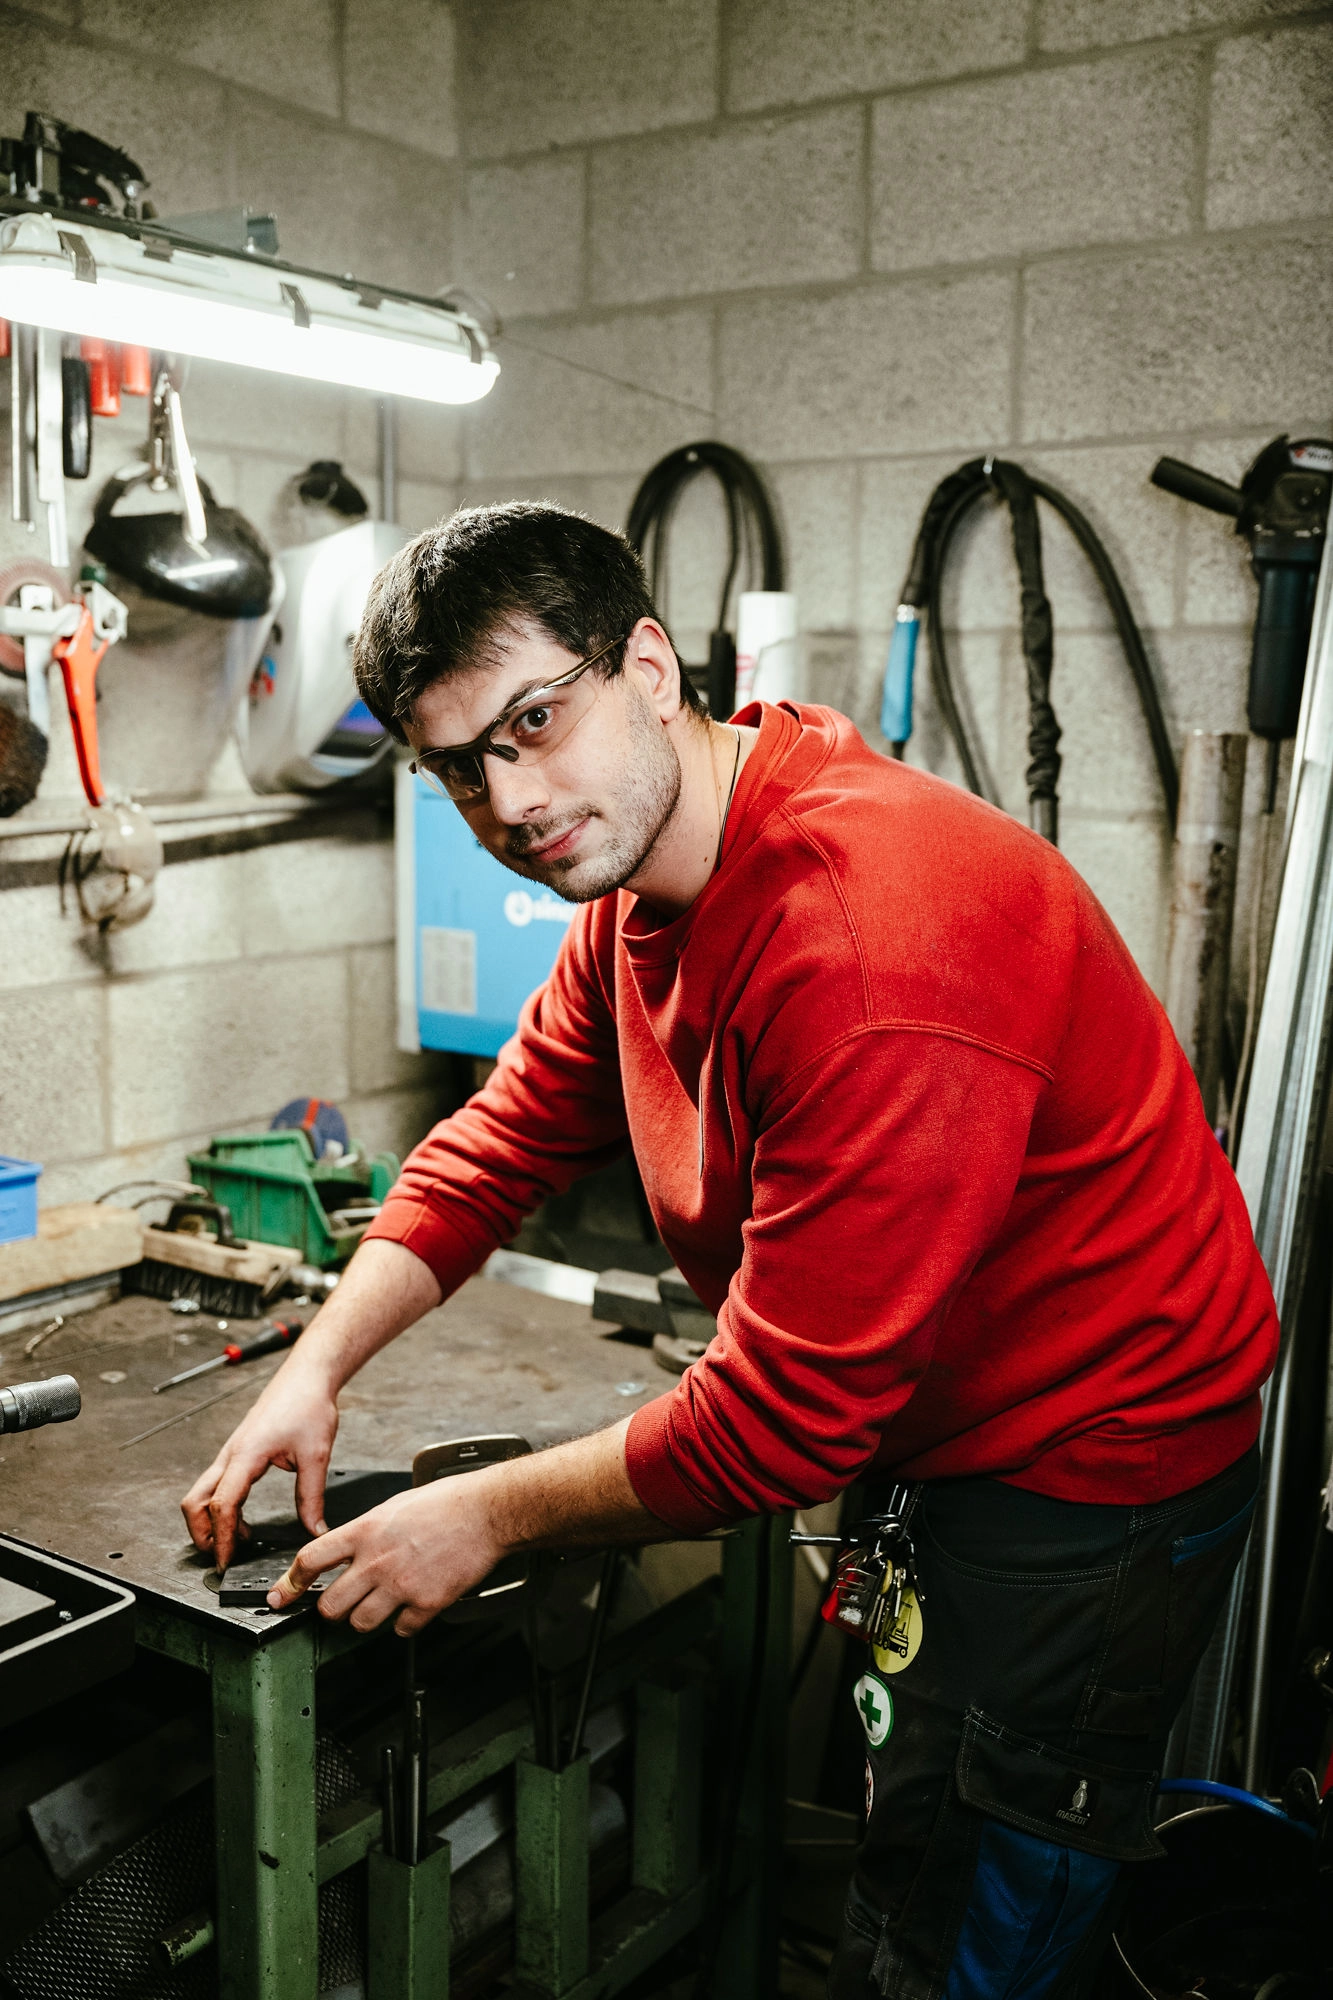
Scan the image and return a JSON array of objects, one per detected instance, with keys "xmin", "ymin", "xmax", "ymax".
[{"xmin": 853, "ymin": 1672, "xmax": 894, "ymax": 1748}]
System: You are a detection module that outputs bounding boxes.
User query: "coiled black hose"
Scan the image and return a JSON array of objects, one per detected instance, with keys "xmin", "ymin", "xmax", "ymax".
[
  {"xmin": 900, "ymin": 458, "xmax": 1178, "ymax": 838},
  {"xmin": 627, "ymin": 442, "xmax": 784, "ymax": 714}
]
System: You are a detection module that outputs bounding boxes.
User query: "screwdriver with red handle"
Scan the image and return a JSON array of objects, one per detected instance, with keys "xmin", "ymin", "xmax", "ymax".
[{"xmin": 152, "ymin": 1318, "xmax": 306, "ymax": 1394}]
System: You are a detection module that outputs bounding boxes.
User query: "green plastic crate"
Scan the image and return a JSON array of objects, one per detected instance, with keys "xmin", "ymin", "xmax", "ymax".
[{"xmin": 186, "ymin": 1128, "xmax": 400, "ymax": 1268}]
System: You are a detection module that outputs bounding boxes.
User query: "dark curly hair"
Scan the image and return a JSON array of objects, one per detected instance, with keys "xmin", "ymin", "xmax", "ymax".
[{"xmin": 353, "ymin": 500, "xmax": 703, "ymax": 741}]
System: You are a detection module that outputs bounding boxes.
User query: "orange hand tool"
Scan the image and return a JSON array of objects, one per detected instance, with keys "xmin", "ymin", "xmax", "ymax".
[{"xmin": 51, "ymin": 603, "xmax": 111, "ymax": 806}]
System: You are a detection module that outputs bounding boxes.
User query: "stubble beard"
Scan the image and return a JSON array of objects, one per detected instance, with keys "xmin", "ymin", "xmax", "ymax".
[{"xmin": 500, "ymin": 691, "xmax": 683, "ymax": 904}]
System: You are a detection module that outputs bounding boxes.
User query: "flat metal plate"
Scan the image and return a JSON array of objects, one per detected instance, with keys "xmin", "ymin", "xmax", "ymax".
[{"xmin": 0, "ymin": 1278, "xmax": 654, "ymax": 1637}]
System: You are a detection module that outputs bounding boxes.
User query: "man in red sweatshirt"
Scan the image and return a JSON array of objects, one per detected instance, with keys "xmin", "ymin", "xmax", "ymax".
[{"xmin": 184, "ymin": 503, "xmax": 1276, "ymax": 1999}]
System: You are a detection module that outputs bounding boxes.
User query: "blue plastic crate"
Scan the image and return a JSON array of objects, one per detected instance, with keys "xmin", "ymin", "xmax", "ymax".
[{"xmin": 0, "ymin": 1157, "xmax": 41, "ymax": 1245}]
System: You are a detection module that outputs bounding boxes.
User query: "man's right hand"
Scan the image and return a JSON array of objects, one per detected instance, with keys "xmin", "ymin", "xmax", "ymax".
[
  {"xmin": 181, "ymin": 1356, "xmax": 341, "ymax": 1570},
  {"xmin": 179, "ymin": 1238, "xmax": 445, "ymax": 1571}
]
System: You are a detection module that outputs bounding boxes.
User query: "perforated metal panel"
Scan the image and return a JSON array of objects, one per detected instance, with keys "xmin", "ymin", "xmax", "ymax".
[{"xmin": 4, "ymin": 1739, "xmax": 365, "ymax": 2000}]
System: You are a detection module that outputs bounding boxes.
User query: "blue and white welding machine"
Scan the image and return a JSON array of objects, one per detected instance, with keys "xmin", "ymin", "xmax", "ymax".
[{"xmin": 395, "ymin": 762, "xmax": 575, "ymax": 1058}]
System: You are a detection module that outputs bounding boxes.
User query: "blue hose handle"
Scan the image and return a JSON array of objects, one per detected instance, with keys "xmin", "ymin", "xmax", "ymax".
[
  {"xmin": 1158, "ymin": 1777, "xmax": 1317, "ymax": 1837},
  {"xmin": 881, "ymin": 608, "xmax": 919, "ymax": 747}
]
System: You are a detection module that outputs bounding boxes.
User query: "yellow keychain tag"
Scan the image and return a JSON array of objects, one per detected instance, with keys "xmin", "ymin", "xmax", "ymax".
[{"xmin": 872, "ymin": 1581, "xmax": 923, "ymax": 1675}]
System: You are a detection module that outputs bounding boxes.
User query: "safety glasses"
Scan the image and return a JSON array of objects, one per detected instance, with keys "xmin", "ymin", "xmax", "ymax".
[{"xmin": 409, "ymin": 634, "xmax": 630, "ymax": 804}]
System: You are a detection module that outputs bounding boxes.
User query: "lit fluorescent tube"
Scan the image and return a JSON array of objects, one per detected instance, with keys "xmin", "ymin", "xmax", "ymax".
[{"xmin": 0, "ymin": 210, "xmax": 499, "ymax": 406}]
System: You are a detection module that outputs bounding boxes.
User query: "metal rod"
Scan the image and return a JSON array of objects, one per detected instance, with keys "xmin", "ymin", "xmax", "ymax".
[
  {"xmin": 403, "ymin": 1683, "xmax": 427, "ymax": 1865},
  {"xmin": 380, "ymin": 1744, "xmax": 399, "ymax": 1861},
  {"xmin": 566, "ymin": 1548, "xmax": 619, "ymax": 1769},
  {"xmin": 378, "ymin": 397, "xmax": 398, "ymax": 525},
  {"xmin": 1244, "ymin": 1329, "xmax": 1298, "ymax": 1791}
]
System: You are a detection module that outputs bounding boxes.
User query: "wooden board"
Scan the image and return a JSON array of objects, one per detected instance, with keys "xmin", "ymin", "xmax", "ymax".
[{"xmin": 0, "ymin": 1204, "xmax": 143, "ymax": 1304}]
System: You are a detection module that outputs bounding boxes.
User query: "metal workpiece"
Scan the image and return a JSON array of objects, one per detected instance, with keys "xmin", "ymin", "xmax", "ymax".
[
  {"xmin": 0, "ymin": 1279, "xmax": 660, "ymax": 1638},
  {"xmin": 1163, "ymin": 731, "xmax": 1247, "ymax": 1124}
]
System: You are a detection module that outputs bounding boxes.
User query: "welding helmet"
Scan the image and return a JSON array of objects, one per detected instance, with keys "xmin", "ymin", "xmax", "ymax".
[
  {"xmin": 85, "ymin": 466, "xmax": 274, "ymax": 619},
  {"xmin": 236, "ymin": 519, "xmax": 404, "ymax": 795}
]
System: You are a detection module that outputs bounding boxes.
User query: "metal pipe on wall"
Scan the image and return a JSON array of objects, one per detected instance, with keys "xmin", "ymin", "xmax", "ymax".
[
  {"xmin": 378, "ymin": 397, "xmax": 399, "ymax": 526},
  {"xmin": 1163, "ymin": 731, "xmax": 1247, "ymax": 1124}
]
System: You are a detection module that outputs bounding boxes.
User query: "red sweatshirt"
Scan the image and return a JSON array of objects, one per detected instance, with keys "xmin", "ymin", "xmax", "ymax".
[{"xmin": 368, "ymin": 702, "xmax": 1277, "ymax": 1533}]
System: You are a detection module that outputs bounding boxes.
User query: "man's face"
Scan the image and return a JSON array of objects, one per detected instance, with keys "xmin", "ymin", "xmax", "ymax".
[{"xmin": 405, "ymin": 618, "xmax": 684, "ymax": 904}]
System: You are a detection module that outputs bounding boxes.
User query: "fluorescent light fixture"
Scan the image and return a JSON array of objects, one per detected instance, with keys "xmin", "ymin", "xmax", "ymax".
[{"xmin": 0, "ymin": 210, "xmax": 499, "ymax": 406}]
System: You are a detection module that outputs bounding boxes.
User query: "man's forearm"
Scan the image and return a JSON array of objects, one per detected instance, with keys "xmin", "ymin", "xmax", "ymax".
[
  {"xmin": 484, "ymin": 1418, "xmax": 671, "ymax": 1552},
  {"xmin": 290, "ymin": 1237, "xmax": 443, "ymax": 1391}
]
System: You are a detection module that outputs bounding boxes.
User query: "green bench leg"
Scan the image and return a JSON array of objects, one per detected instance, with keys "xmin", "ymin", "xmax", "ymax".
[
  {"xmin": 515, "ymin": 1750, "xmax": 590, "ymax": 1994},
  {"xmin": 712, "ymin": 1513, "xmax": 793, "ymax": 2000},
  {"xmin": 633, "ymin": 1669, "xmax": 703, "ymax": 1898},
  {"xmin": 212, "ymin": 1627, "xmax": 319, "ymax": 2000},
  {"xmin": 367, "ymin": 1842, "xmax": 452, "ymax": 1998}
]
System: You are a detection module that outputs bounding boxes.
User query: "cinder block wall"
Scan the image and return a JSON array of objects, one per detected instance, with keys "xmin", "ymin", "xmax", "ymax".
[
  {"xmin": 2, "ymin": 0, "xmax": 1332, "ymax": 1206},
  {"xmin": 447, "ymin": 0, "xmax": 1333, "ymax": 998},
  {"xmin": 0, "ymin": 0, "xmax": 460, "ymax": 1204}
]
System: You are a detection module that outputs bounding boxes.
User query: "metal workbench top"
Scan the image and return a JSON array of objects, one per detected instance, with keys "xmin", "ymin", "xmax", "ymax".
[{"xmin": 0, "ymin": 1275, "xmax": 658, "ymax": 1638}]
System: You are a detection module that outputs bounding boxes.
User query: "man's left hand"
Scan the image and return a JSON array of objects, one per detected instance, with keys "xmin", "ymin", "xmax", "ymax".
[{"xmin": 267, "ymin": 1477, "xmax": 503, "ymax": 1635}]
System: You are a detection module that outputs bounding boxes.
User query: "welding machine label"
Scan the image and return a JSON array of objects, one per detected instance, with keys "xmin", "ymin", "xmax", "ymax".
[
  {"xmin": 853, "ymin": 1673, "xmax": 894, "ymax": 1747},
  {"xmin": 872, "ymin": 1585, "xmax": 924, "ymax": 1676},
  {"xmin": 503, "ymin": 888, "xmax": 576, "ymax": 928}
]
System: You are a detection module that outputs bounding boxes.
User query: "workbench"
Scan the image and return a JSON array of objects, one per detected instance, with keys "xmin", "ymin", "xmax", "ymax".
[{"xmin": 0, "ymin": 1277, "xmax": 792, "ymax": 2000}]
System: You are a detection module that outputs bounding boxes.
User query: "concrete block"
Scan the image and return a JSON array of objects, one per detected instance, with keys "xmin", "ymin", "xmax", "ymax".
[
  {"xmin": 771, "ymin": 464, "xmax": 858, "ymax": 633},
  {"xmin": 590, "ymin": 108, "xmax": 862, "ymax": 308},
  {"xmin": 241, "ymin": 830, "xmax": 396, "ymax": 956},
  {"xmin": 857, "ymin": 453, "xmax": 964, "ymax": 635},
  {"xmin": 107, "ymin": 954, "xmax": 349, "ymax": 1149},
  {"xmin": 1044, "ymin": 630, "xmax": 1177, "ymax": 817},
  {"xmin": 860, "ymin": 445, "xmax": 1179, "ymax": 638},
  {"xmin": 0, "ymin": 884, "xmax": 104, "ymax": 994},
  {"xmin": 1207, "ymin": 25, "xmax": 1333, "ymax": 231},
  {"xmin": 342, "ymin": 1086, "xmax": 448, "ymax": 1161},
  {"xmin": 94, "ymin": 0, "xmax": 340, "ymax": 115},
  {"xmin": 1020, "ymin": 235, "xmax": 1333, "ymax": 443},
  {"xmin": 396, "ymin": 479, "xmax": 461, "ymax": 538},
  {"xmin": 186, "ymin": 360, "xmax": 354, "ymax": 466},
  {"xmin": 1038, "ymin": 0, "xmax": 1310, "ymax": 54},
  {"xmin": 456, "ymin": 0, "xmax": 718, "ymax": 156},
  {"xmin": 725, "ymin": 0, "xmax": 1027, "ymax": 111},
  {"xmin": 1058, "ymin": 814, "xmax": 1172, "ymax": 994},
  {"xmin": 395, "ymin": 405, "xmax": 466, "ymax": 487},
  {"xmin": 350, "ymin": 943, "xmax": 451, "ymax": 1093},
  {"xmin": 721, "ymin": 273, "xmax": 1014, "ymax": 466},
  {"xmin": 463, "ymin": 307, "xmax": 714, "ymax": 480},
  {"xmin": 804, "ymin": 631, "xmax": 862, "ymax": 719},
  {"xmin": 33, "ymin": 1132, "xmax": 219, "ymax": 1210},
  {"xmin": 457, "ymin": 156, "xmax": 586, "ymax": 320},
  {"xmin": 107, "ymin": 855, "xmax": 247, "ymax": 977},
  {"xmin": 231, "ymin": 103, "xmax": 454, "ymax": 294},
  {"xmin": 453, "ymin": 475, "xmax": 613, "ymax": 523},
  {"xmin": 0, "ymin": 23, "xmax": 232, "ymax": 216},
  {"xmin": 871, "ymin": 47, "xmax": 1201, "ymax": 271},
  {"xmin": 0, "ymin": 983, "xmax": 106, "ymax": 1164},
  {"xmin": 1155, "ymin": 628, "xmax": 1252, "ymax": 736},
  {"xmin": 345, "ymin": 0, "xmax": 459, "ymax": 160}
]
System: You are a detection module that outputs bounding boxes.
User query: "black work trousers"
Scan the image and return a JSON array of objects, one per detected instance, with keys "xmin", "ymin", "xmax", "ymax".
[{"xmin": 828, "ymin": 1444, "xmax": 1260, "ymax": 2000}]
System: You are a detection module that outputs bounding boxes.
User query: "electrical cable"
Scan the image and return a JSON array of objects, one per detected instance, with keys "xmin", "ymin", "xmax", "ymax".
[
  {"xmin": 886, "ymin": 457, "xmax": 1179, "ymax": 840},
  {"xmin": 626, "ymin": 442, "xmax": 784, "ymax": 717}
]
